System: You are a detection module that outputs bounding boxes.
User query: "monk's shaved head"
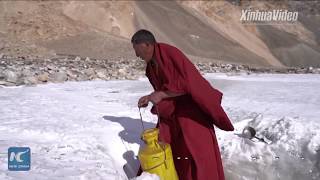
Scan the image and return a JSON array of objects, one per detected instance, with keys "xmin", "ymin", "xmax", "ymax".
[
  {"xmin": 131, "ymin": 29, "xmax": 156, "ymax": 45},
  {"xmin": 131, "ymin": 29, "xmax": 156, "ymax": 63}
]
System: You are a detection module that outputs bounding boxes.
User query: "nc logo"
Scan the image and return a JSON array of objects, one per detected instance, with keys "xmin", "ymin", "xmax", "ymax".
[{"xmin": 8, "ymin": 147, "xmax": 31, "ymax": 171}]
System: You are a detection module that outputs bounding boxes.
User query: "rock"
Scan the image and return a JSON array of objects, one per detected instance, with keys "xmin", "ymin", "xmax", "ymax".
[
  {"xmin": 83, "ymin": 68, "xmax": 96, "ymax": 79},
  {"xmin": 125, "ymin": 74, "xmax": 137, "ymax": 80},
  {"xmin": 118, "ymin": 68, "xmax": 127, "ymax": 75},
  {"xmin": 74, "ymin": 56, "xmax": 81, "ymax": 61},
  {"xmin": 24, "ymin": 76, "xmax": 38, "ymax": 85},
  {"xmin": 95, "ymin": 69, "xmax": 108, "ymax": 79},
  {"xmin": 307, "ymin": 66, "xmax": 316, "ymax": 73},
  {"xmin": 38, "ymin": 72, "xmax": 49, "ymax": 82},
  {"xmin": 47, "ymin": 65, "xmax": 57, "ymax": 71},
  {"xmin": 0, "ymin": 53, "xmax": 4, "ymax": 59},
  {"xmin": 105, "ymin": 76, "xmax": 111, "ymax": 80},
  {"xmin": 0, "ymin": 70, "xmax": 5, "ymax": 80},
  {"xmin": 85, "ymin": 57, "xmax": 90, "ymax": 61},
  {"xmin": 76, "ymin": 73, "xmax": 89, "ymax": 81},
  {"xmin": 50, "ymin": 71, "xmax": 68, "ymax": 82},
  {"xmin": 111, "ymin": 71, "xmax": 118, "ymax": 78},
  {"xmin": 4, "ymin": 70, "xmax": 19, "ymax": 83},
  {"xmin": 66, "ymin": 69, "xmax": 79, "ymax": 80},
  {"xmin": 18, "ymin": 56, "xmax": 26, "ymax": 60},
  {"xmin": 83, "ymin": 68, "xmax": 95, "ymax": 76},
  {"xmin": 0, "ymin": 80, "xmax": 15, "ymax": 86},
  {"xmin": 44, "ymin": 59, "xmax": 52, "ymax": 63},
  {"xmin": 21, "ymin": 68, "xmax": 34, "ymax": 78}
]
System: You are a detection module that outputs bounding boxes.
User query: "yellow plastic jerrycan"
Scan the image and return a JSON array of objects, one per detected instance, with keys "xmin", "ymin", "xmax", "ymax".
[{"xmin": 138, "ymin": 128, "xmax": 179, "ymax": 180}]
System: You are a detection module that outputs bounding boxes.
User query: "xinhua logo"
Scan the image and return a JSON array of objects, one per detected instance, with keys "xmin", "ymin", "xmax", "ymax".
[
  {"xmin": 8, "ymin": 147, "xmax": 31, "ymax": 171},
  {"xmin": 240, "ymin": 9, "xmax": 299, "ymax": 24}
]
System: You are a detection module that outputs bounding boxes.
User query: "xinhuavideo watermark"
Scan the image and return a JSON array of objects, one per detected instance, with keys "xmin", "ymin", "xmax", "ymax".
[{"xmin": 240, "ymin": 9, "xmax": 299, "ymax": 24}]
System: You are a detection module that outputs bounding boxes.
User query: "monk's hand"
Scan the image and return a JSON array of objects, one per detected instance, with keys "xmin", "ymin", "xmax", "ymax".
[
  {"xmin": 149, "ymin": 91, "xmax": 165, "ymax": 105},
  {"xmin": 138, "ymin": 95, "xmax": 150, "ymax": 108}
]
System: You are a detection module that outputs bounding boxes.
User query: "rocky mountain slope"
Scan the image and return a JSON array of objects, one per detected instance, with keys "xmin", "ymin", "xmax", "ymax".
[{"xmin": 0, "ymin": 0, "xmax": 319, "ymax": 68}]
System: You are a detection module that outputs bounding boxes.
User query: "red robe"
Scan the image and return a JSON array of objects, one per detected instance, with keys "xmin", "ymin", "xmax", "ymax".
[{"xmin": 146, "ymin": 43, "xmax": 234, "ymax": 180}]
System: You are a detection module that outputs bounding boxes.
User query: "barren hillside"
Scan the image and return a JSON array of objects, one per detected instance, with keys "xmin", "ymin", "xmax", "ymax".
[{"xmin": 0, "ymin": 0, "xmax": 319, "ymax": 67}]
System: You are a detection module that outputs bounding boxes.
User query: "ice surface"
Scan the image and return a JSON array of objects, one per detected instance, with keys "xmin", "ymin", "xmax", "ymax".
[{"xmin": 0, "ymin": 73, "xmax": 319, "ymax": 179}]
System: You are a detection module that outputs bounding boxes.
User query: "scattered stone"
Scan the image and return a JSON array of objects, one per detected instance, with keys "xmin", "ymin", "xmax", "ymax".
[
  {"xmin": 21, "ymin": 68, "xmax": 33, "ymax": 78},
  {"xmin": 74, "ymin": 56, "xmax": 81, "ymax": 61},
  {"xmin": 47, "ymin": 65, "xmax": 57, "ymax": 71},
  {"xmin": 4, "ymin": 70, "xmax": 19, "ymax": 83},
  {"xmin": 50, "ymin": 71, "xmax": 68, "ymax": 82},
  {"xmin": 18, "ymin": 56, "xmax": 26, "ymax": 60},
  {"xmin": 0, "ymin": 70, "xmax": 5, "ymax": 80},
  {"xmin": 76, "ymin": 73, "xmax": 89, "ymax": 81},
  {"xmin": 0, "ymin": 80, "xmax": 15, "ymax": 86},
  {"xmin": 118, "ymin": 68, "xmax": 127, "ymax": 75},
  {"xmin": 83, "ymin": 68, "xmax": 95, "ymax": 77},
  {"xmin": 38, "ymin": 72, "xmax": 49, "ymax": 82},
  {"xmin": 0, "ymin": 55, "xmax": 318, "ymax": 87},
  {"xmin": 66, "ymin": 70, "xmax": 79, "ymax": 80},
  {"xmin": 306, "ymin": 66, "xmax": 313, "ymax": 73},
  {"xmin": 95, "ymin": 69, "xmax": 108, "ymax": 79},
  {"xmin": 24, "ymin": 76, "xmax": 38, "ymax": 85}
]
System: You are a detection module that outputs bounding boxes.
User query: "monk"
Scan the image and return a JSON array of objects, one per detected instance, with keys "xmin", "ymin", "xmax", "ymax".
[{"xmin": 132, "ymin": 29, "xmax": 234, "ymax": 180}]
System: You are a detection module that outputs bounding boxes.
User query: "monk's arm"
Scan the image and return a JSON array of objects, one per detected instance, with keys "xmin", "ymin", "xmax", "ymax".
[
  {"xmin": 161, "ymin": 91, "xmax": 185, "ymax": 98},
  {"xmin": 148, "ymin": 91, "xmax": 185, "ymax": 104},
  {"xmin": 153, "ymin": 91, "xmax": 185, "ymax": 101}
]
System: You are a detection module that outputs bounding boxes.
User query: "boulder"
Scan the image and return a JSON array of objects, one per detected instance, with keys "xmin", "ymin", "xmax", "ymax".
[
  {"xmin": 66, "ymin": 69, "xmax": 79, "ymax": 80},
  {"xmin": 4, "ymin": 70, "xmax": 19, "ymax": 83},
  {"xmin": 74, "ymin": 56, "xmax": 81, "ymax": 61},
  {"xmin": 38, "ymin": 72, "xmax": 49, "ymax": 82},
  {"xmin": 50, "ymin": 71, "xmax": 68, "ymax": 82},
  {"xmin": 76, "ymin": 73, "xmax": 90, "ymax": 81},
  {"xmin": 24, "ymin": 76, "xmax": 38, "ymax": 85},
  {"xmin": 95, "ymin": 69, "xmax": 108, "ymax": 79},
  {"xmin": 83, "ymin": 68, "xmax": 95, "ymax": 77},
  {"xmin": 0, "ymin": 80, "xmax": 15, "ymax": 86}
]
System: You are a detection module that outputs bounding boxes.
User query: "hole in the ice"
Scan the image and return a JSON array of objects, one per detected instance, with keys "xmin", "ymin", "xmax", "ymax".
[{"xmin": 109, "ymin": 90, "xmax": 120, "ymax": 93}]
